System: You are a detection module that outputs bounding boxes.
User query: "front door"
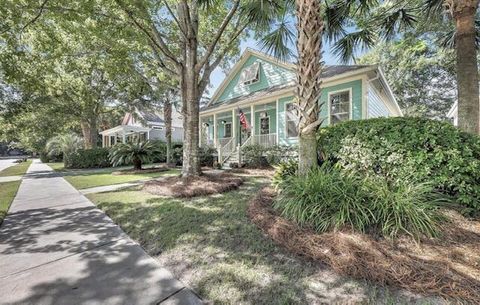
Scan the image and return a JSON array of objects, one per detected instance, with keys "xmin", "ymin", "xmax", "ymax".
[{"xmin": 260, "ymin": 117, "xmax": 270, "ymax": 135}]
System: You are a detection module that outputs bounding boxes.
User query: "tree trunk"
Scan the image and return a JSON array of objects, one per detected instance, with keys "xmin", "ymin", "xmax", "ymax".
[
  {"xmin": 133, "ymin": 157, "xmax": 142, "ymax": 170},
  {"xmin": 179, "ymin": 1, "xmax": 201, "ymax": 177},
  {"xmin": 80, "ymin": 119, "xmax": 98, "ymax": 149},
  {"xmin": 164, "ymin": 94, "xmax": 173, "ymax": 165},
  {"xmin": 452, "ymin": 0, "xmax": 480, "ymax": 134},
  {"xmin": 296, "ymin": 0, "xmax": 324, "ymax": 175}
]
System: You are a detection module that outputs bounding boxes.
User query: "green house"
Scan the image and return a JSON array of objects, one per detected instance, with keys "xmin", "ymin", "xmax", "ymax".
[{"xmin": 200, "ymin": 49, "xmax": 402, "ymax": 164}]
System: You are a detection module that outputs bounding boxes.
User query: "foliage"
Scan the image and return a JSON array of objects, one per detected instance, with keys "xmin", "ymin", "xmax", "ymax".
[
  {"xmin": 199, "ymin": 146, "xmax": 216, "ymax": 167},
  {"xmin": 151, "ymin": 140, "xmax": 168, "ymax": 163},
  {"xmin": 272, "ymin": 160, "xmax": 298, "ymax": 189},
  {"xmin": 45, "ymin": 134, "xmax": 83, "ymax": 162},
  {"xmin": 318, "ymin": 117, "xmax": 480, "ymax": 214},
  {"xmin": 274, "ymin": 163, "xmax": 444, "ymax": 239},
  {"xmin": 109, "ymin": 140, "xmax": 161, "ymax": 170},
  {"xmin": 358, "ymin": 37, "xmax": 456, "ymax": 118},
  {"xmin": 242, "ymin": 145, "xmax": 296, "ymax": 168},
  {"xmin": 242, "ymin": 145, "xmax": 269, "ymax": 168},
  {"xmin": 64, "ymin": 148, "xmax": 111, "ymax": 169}
]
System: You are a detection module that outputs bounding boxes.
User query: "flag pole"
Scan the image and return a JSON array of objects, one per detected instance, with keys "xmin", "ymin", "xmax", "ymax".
[{"xmin": 238, "ymin": 108, "xmax": 242, "ymax": 146}]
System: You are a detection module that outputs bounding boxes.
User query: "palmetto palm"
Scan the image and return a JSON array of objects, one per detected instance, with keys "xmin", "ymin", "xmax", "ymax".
[
  {"xmin": 45, "ymin": 134, "xmax": 83, "ymax": 161},
  {"xmin": 108, "ymin": 140, "xmax": 160, "ymax": 170}
]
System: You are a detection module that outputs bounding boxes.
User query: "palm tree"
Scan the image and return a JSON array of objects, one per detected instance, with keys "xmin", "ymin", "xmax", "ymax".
[
  {"xmin": 108, "ymin": 140, "xmax": 160, "ymax": 170},
  {"xmin": 45, "ymin": 134, "xmax": 83, "ymax": 162},
  {"xmin": 426, "ymin": 0, "xmax": 479, "ymax": 134}
]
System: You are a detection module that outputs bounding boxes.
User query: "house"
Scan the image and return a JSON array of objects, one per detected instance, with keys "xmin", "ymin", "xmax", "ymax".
[
  {"xmin": 100, "ymin": 108, "xmax": 184, "ymax": 147},
  {"xmin": 199, "ymin": 48, "xmax": 402, "ymax": 164},
  {"xmin": 446, "ymin": 101, "xmax": 458, "ymax": 126}
]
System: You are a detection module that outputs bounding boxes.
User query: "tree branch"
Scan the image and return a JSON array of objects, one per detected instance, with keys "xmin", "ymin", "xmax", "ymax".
[
  {"xmin": 195, "ymin": 0, "xmax": 241, "ymax": 73},
  {"xmin": 21, "ymin": 0, "xmax": 49, "ymax": 31}
]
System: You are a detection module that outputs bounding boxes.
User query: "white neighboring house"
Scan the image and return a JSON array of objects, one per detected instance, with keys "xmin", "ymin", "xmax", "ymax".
[
  {"xmin": 447, "ymin": 101, "xmax": 458, "ymax": 126},
  {"xmin": 100, "ymin": 108, "xmax": 184, "ymax": 147}
]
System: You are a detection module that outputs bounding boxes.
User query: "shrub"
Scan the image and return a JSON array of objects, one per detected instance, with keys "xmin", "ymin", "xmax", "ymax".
[
  {"xmin": 199, "ymin": 145, "xmax": 216, "ymax": 167},
  {"xmin": 151, "ymin": 140, "xmax": 167, "ymax": 163},
  {"xmin": 46, "ymin": 133, "xmax": 82, "ymax": 162},
  {"xmin": 318, "ymin": 117, "xmax": 480, "ymax": 215},
  {"xmin": 274, "ymin": 163, "xmax": 445, "ymax": 239},
  {"xmin": 64, "ymin": 148, "xmax": 110, "ymax": 169},
  {"xmin": 272, "ymin": 160, "xmax": 298, "ymax": 189},
  {"xmin": 265, "ymin": 145, "xmax": 297, "ymax": 165},
  {"xmin": 242, "ymin": 145, "xmax": 268, "ymax": 167},
  {"xmin": 171, "ymin": 143, "xmax": 183, "ymax": 166},
  {"xmin": 109, "ymin": 140, "xmax": 161, "ymax": 170}
]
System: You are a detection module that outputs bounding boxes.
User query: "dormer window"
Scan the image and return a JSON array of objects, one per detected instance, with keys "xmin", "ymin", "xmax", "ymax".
[{"xmin": 239, "ymin": 62, "xmax": 260, "ymax": 85}]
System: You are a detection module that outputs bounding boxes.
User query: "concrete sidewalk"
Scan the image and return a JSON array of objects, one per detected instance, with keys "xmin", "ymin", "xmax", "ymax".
[{"xmin": 0, "ymin": 160, "xmax": 203, "ymax": 305}]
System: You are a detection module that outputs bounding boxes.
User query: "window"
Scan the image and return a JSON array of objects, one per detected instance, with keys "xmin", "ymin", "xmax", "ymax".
[
  {"xmin": 239, "ymin": 62, "xmax": 260, "ymax": 85},
  {"xmin": 260, "ymin": 117, "xmax": 270, "ymax": 135},
  {"xmin": 224, "ymin": 122, "xmax": 232, "ymax": 138},
  {"xmin": 152, "ymin": 126, "xmax": 164, "ymax": 130},
  {"xmin": 285, "ymin": 103, "xmax": 299, "ymax": 138},
  {"xmin": 330, "ymin": 90, "xmax": 351, "ymax": 125}
]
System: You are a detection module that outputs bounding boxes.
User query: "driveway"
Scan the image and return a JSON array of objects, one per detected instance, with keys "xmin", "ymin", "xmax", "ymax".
[{"xmin": 0, "ymin": 160, "xmax": 203, "ymax": 305}]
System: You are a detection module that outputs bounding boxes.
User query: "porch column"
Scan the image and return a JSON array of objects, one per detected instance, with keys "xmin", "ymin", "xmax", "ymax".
[
  {"xmin": 122, "ymin": 134, "xmax": 126, "ymax": 144},
  {"xmin": 276, "ymin": 99, "xmax": 279, "ymax": 144},
  {"xmin": 213, "ymin": 113, "xmax": 217, "ymax": 148},
  {"xmin": 147, "ymin": 130, "xmax": 150, "ymax": 140},
  {"xmin": 232, "ymin": 108, "xmax": 237, "ymax": 145},
  {"xmin": 102, "ymin": 136, "xmax": 105, "ymax": 148},
  {"xmin": 250, "ymin": 105, "xmax": 255, "ymax": 144}
]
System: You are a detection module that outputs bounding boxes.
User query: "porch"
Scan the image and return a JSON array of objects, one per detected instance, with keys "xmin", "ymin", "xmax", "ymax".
[
  {"xmin": 99, "ymin": 125, "xmax": 150, "ymax": 148},
  {"xmin": 200, "ymin": 98, "xmax": 298, "ymax": 164}
]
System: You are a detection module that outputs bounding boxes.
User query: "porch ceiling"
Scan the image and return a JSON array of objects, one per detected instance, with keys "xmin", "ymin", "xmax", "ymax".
[{"xmin": 100, "ymin": 125, "xmax": 150, "ymax": 136}]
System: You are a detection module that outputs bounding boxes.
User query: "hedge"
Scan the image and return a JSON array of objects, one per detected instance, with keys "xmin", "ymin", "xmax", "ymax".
[
  {"xmin": 318, "ymin": 117, "xmax": 480, "ymax": 214},
  {"xmin": 64, "ymin": 148, "xmax": 111, "ymax": 169}
]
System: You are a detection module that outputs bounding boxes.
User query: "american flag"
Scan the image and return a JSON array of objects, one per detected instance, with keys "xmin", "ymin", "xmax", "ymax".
[{"xmin": 238, "ymin": 108, "xmax": 250, "ymax": 130}]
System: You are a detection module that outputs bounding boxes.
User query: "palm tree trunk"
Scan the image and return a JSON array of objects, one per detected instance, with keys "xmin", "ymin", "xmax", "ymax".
[
  {"xmin": 164, "ymin": 94, "xmax": 173, "ymax": 165},
  {"xmin": 452, "ymin": 0, "xmax": 480, "ymax": 134},
  {"xmin": 296, "ymin": 0, "xmax": 324, "ymax": 175}
]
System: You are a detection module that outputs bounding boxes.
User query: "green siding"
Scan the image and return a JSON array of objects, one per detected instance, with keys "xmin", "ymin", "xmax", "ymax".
[
  {"xmin": 254, "ymin": 102, "xmax": 277, "ymax": 135},
  {"xmin": 215, "ymin": 55, "xmax": 295, "ymax": 103},
  {"xmin": 319, "ymin": 79, "xmax": 363, "ymax": 126}
]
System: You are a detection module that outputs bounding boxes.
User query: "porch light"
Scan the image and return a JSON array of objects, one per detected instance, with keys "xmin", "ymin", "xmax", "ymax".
[
  {"xmin": 221, "ymin": 120, "xmax": 227, "ymax": 124},
  {"xmin": 203, "ymin": 123, "xmax": 209, "ymax": 127},
  {"xmin": 260, "ymin": 111, "xmax": 268, "ymax": 118}
]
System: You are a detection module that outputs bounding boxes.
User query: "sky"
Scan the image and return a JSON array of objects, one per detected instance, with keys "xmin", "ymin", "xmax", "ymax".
[{"xmin": 207, "ymin": 37, "xmax": 343, "ymax": 97}]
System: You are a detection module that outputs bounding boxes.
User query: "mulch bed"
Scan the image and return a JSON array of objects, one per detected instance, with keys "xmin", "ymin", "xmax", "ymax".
[
  {"xmin": 112, "ymin": 167, "xmax": 169, "ymax": 175},
  {"xmin": 143, "ymin": 173, "xmax": 243, "ymax": 198},
  {"xmin": 248, "ymin": 187, "xmax": 480, "ymax": 304},
  {"xmin": 226, "ymin": 167, "xmax": 275, "ymax": 177}
]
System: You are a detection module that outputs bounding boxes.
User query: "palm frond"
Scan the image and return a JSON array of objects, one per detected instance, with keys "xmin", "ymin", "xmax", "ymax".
[
  {"xmin": 259, "ymin": 19, "xmax": 295, "ymax": 62},
  {"xmin": 332, "ymin": 29, "xmax": 376, "ymax": 63}
]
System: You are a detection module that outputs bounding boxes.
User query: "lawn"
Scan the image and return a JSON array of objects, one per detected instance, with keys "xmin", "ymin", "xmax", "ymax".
[
  {"xmin": 0, "ymin": 181, "xmax": 21, "ymax": 224},
  {"xmin": 0, "ymin": 160, "xmax": 32, "ymax": 177},
  {"xmin": 87, "ymin": 176, "xmax": 437, "ymax": 304}
]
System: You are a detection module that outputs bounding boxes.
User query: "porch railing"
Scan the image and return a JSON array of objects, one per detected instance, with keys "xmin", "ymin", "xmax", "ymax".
[
  {"xmin": 240, "ymin": 136, "xmax": 252, "ymax": 148},
  {"xmin": 218, "ymin": 137, "xmax": 236, "ymax": 164},
  {"xmin": 252, "ymin": 133, "xmax": 277, "ymax": 148}
]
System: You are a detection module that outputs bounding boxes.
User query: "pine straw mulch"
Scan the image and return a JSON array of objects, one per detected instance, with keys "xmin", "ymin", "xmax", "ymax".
[
  {"xmin": 143, "ymin": 173, "xmax": 243, "ymax": 198},
  {"xmin": 226, "ymin": 167, "xmax": 275, "ymax": 177},
  {"xmin": 248, "ymin": 187, "xmax": 480, "ymax": 304},
  {"xmin": 112, "ymin": 166, "xmax": 169, "ymax": 175}
]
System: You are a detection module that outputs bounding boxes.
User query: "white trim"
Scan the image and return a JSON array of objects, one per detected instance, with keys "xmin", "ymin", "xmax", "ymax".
[
  {"xmin": 327, "ymin": 88, "xmax": 353, "ymax": 125},
  {"xmin": 208, "ymin": 48, "xmax": 295, "ymax": 105},
  {"xmin": 259, "ymin": 116, "xmax": 271, "ymax": 135},
  {"xmin": 284, "ymin": 101, "xmax": 299, "ymax": 139},
  {"xmin": 362, "ymin": 75, "xmax": 368, "ymax": 119},
  {"xmin": 275, "ymin": 99, "xmax": 279, "ymax": 144},
  {"xmin": 377, "ymin": 68, "xmax": 402, "ymax": 116}
]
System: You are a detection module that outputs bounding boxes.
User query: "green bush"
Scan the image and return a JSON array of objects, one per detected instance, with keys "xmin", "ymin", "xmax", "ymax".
[
  {"xmin": 318, "ymin": 117, "xmax": 480, "ymax": 215},
  {"xmin": 272, "ymin": 160, "xmax": 298, "ymax": 189},
  {"xmin": 242, "ymin": 145, "xmax": 268, "ymax": 167},
  {"xmin": 109, "ymin": 140, "xmax": 160, "ymax": 170},
  {"xmin": 64, "ymin": 148, "xmax": 110, "ymax": 169},
  {"xmin": 199, "ymin": 145, "xmax": 216, "ymax": 167},
  {"xmin": 274, "ymin": 163, "xmax": 445, "ymax": 239}
]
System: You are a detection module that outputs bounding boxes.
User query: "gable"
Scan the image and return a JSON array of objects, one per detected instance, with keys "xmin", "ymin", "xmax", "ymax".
[{"xmin": 213, "ymin": 53, "xmax": 295, "ymax": 105}]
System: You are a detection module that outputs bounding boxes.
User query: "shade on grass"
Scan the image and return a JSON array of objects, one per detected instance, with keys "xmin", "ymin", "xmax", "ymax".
[
  {"xmin": 0, "ymin": 180, "xmax": 21, "ymax": 224},
  {"xmin": 0, "ymin": 160, "xmax": 32, "ymax": 177},
  {"xmin": 64, "ymin": 169, "xmax": 179, "ymax": 189},
  {"xmin": 86, "ymin": 178, "xmax": 432, "ymax": 304}
]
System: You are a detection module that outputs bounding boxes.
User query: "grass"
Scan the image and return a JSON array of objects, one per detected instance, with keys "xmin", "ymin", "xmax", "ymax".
[
  {"xmin": 46, "ymin": 162, "xmax": 65, "ymax": 171},
  {"xmin": 64, "ymin": 168, "xmax": 179, "ymax": 189},
  {"xmin": 0, "ymin": 181, "xmax": 21, "ymax": 224},
  {"xmin": 0, "ymin": 160, "xmax": 32, "ymax": 177},
  {"xmin": 87, "ymin": 175, "xmax": 437, "ymax": 304}
]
